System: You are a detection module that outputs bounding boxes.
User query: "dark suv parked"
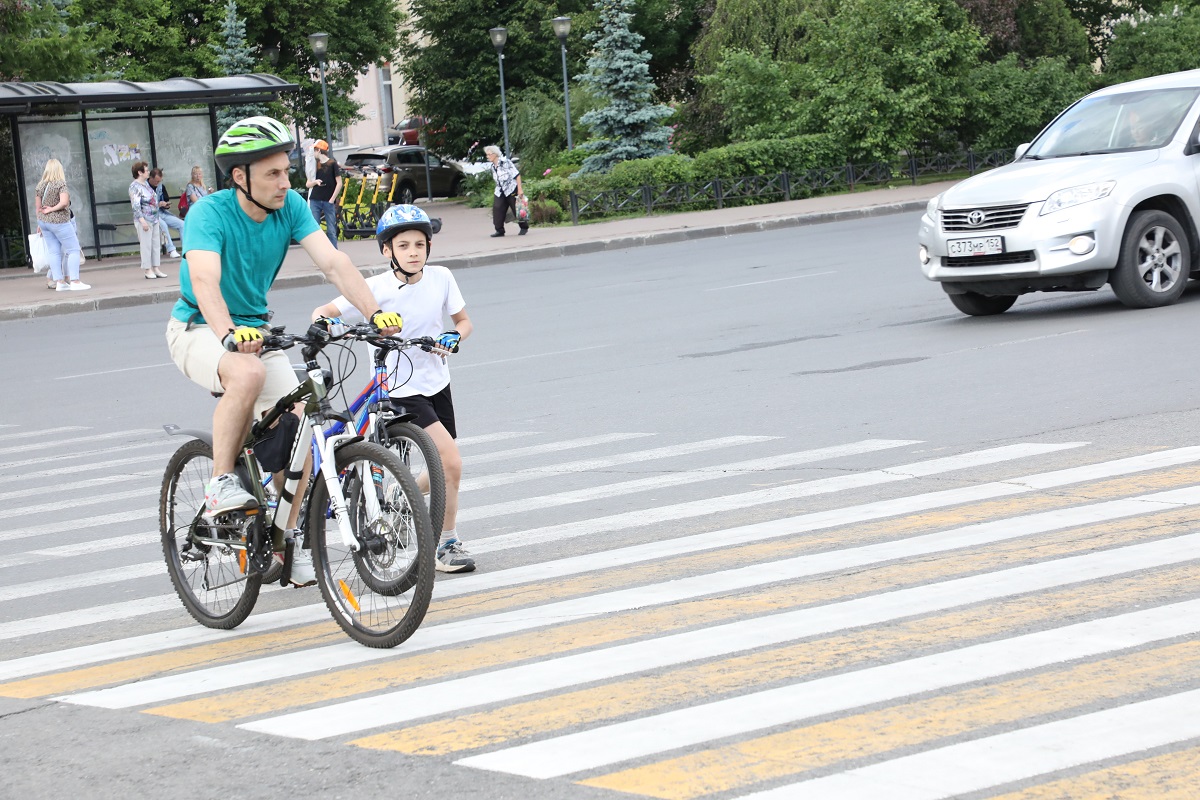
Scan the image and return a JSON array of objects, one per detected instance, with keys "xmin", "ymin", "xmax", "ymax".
[{"xmin": 342, "ymin": 145, "xmax": 466, "ymax": 205}]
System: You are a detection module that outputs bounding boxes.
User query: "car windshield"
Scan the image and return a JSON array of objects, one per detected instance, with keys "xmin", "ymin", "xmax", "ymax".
[
  {"xmin": 346, "ymin": 155, "xmax": 385, "ymax": 167},
  {"xmin": 1026, "ymin": 87, "xmax": 1199, "ymax": 158}
]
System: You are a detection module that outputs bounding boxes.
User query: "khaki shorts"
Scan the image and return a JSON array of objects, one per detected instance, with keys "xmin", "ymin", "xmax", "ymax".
[{"xmin": 166, "ymin": 318, "xmax": 299, "ymax": 417}]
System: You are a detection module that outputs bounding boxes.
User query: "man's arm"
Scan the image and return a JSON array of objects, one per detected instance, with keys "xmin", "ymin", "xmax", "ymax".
[
  {"xmin": 299, "ymin": 231, "xmax": 384, "ymax": 323},
  {"xmin": 333, "ymin": 173, "xmax": 343, "ymax": 205},
  {"xmin": 187, "ymin": 249, "xmax": 259, "ymax": 353}
]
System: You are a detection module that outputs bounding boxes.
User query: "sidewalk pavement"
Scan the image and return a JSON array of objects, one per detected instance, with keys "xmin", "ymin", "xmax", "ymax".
[{"xmin": 0, "ymin": 180, "xmax": 954, "ymax": 321}]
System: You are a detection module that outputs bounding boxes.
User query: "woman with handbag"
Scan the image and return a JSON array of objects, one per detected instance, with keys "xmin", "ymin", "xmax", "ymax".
[
  {"xmin": 129, "ymin": 160, "xmax": 167, "ymax": 279},
  {"xmin": 35, "ymin": 158, "xmax": 89, "ymax": 291}
]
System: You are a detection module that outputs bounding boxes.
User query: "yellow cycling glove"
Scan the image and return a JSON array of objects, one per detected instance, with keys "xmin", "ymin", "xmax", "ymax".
[
  {"xmin": 370, "ymin": 310, "xmax": 403, "ymax": 332},
  {"xmin": 222, "ymin": 326, "xmax": 264, "ymax": 352}
]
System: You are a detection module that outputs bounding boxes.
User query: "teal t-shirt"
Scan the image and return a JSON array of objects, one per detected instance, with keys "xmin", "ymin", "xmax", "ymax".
[{"xmin": 170, "ymin": 189, "xmax": 320, "ymax": 327}]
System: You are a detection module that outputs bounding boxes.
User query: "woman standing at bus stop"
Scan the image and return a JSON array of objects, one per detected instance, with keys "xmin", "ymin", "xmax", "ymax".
[
  {"xmin": 35, "ymin": 158, "xmax": 89, "ymax": 291},
  {"xmin": 129, "ymin": 160, "xmax": 167, "ymax": 279}
]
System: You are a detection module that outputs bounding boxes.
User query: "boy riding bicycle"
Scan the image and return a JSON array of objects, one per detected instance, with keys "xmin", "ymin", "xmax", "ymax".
[
  {"xmin": 165, "ymin": 116, "xmax": 401, "ymax": 587},
  {"xmin": 311, "ymin": 204, "xmax": 476, "ymax": 573}
]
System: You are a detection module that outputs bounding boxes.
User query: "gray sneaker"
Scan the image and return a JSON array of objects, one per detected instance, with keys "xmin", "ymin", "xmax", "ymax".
[
  {"xmin": 204, "ymin": 472, "xmax": 257, "ymax": 516},
  {"xmin": 288, "ymin": 534, "xmax": 317, "ymax": 587},
  {"xmin": 436, "ymin": 538, "xmax": 476, "ymax": 573}
]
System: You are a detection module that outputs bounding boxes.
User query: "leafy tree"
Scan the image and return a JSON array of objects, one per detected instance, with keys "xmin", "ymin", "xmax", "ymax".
[
  {"xmin": 794, "ymin": 0, "xmax": 985, "ymax": 160},
  {"xmin": 1064, "ymin": 0, "xmax": 1125, "ymax": 60},
  {"xmin": 699, "ymin": 49, "xmax": 803, "ymax": 142},
  {"xmin": 959, "ymin": 54, "xmax": 1092, "ymax": 150},
  {"xmin": 211, "ymin": 0, "xmax": 267, "ymax": 131},
  {"xmin": 0, "ymin": 0, "xmax": 102, "ymax": 81},
  {"xmin": 690, "ymin": 0, "xmax": 818, "ymax": 76},
  {"xmin": 1015, "ymin": 0, "xmax": 1091, "ymax": 67},
  {"xmin": 507, "ymin": 84, "xmax": 601, "ymax": 173},
  {"xmin": 1104, "ymin": 4, "xmax": 1200, "ymax": 83},
  {"xmin": 629, "ymin": 0, "xmax": 709, "ymax": 96},
  {"xmin": 398, "ymin": 0, "xmax": 594, "ymax": 158},
  {"xmin": 68, "ymin": 0, "xmax": 400, "ymax": 137},
  {"xmin": 576, "ymin": 0, "xmax": 675, "ymax": 173}
]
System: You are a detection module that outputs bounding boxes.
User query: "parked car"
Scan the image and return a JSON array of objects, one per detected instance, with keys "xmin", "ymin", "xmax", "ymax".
[
  {"xmin": 918, "ymin": 69, "xmax": 1200, "ymax": 315},
  {"xmin": 342, "ymin": 145, "xmax": 466, "ymax": 204},
  {"xmin": 386, "ymin": 116, "xmax": 428, "ymax": 146}
]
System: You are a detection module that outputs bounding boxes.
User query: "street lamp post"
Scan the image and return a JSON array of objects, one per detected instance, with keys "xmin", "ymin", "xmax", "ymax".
[
  {"xmin": 308, "ymin": 32, "xmax": 333, "ymax": 146},
  {"xmin": 551, "ymin": 16, "xmax": 573, "ymax": 150},
  {"xmin": 489, "ymin": 27, "xmax": 511, "ymax": 157}
]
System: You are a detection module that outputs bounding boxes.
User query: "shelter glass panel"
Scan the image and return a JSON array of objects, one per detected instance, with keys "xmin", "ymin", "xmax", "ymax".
[
  {"xmin": 85, "ymin": 112, "xmax": 151, "ymax": 255},
  {"xmin": 151, "ymin": 110, "xmax": 214, "ymax": 203},
  {"xmin": 17, "ymin": 115, "xmax": 94, "ymax": 253}
]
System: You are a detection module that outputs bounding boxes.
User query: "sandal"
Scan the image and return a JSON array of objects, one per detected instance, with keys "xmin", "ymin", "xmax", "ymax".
[
  {"xmin": 153, "ymin": 268, "xmax": 168, "ymax": 278},
  {"xmin": 145, "ymin": 271, "xmax": 158, "ymax": 280}
]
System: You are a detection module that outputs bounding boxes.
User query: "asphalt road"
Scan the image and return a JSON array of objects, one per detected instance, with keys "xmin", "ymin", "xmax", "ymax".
[{"xmin": 3, "ymin": 212, "xmax": 1200, "ymax": 799}]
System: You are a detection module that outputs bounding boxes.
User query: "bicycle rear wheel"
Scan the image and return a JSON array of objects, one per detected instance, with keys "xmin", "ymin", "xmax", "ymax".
[
  {"xmin": 380, "ymin": 419, "xmax": 446, "ymax": 537},
  {"xmin": 160, "ymin": 439, "xmax": 261, "ymax": 629},
  {"xmin": 308, "ymin": 441, "xmax": 435, "ymax": 648}
]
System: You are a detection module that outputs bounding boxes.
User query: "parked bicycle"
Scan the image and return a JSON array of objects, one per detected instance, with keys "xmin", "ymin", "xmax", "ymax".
[{"xmin": 159, "ymin": 323, "xmax": 436, "ymax": 648}]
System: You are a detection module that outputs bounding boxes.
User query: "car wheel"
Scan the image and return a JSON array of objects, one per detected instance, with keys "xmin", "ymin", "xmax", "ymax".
[
  {"xmin": 397, "ymin": 184, "xmax": 415, "ymax": 205},
  {"xmin": 1110, "ymin": 210, "xmax": 1191, "ymax": 308},
  {"xmin": 948, "ymin": 291, "xmax": 1018, "ymax": 316}
]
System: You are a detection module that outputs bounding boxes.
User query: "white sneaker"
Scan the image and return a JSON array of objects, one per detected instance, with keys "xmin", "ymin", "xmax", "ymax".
[
  {"xmin": 68, "ymin": 281, "xmax": 90, "ymax": 291},
  {"xmin": 435, "ymin": 538, "xmax": 476, "ymax": 573},
  {"xmin": 55, "ymin": 282, "xmax": 70, "ymax": 292},
  {"xmin": 203, "ymin": 473, "xmax": 257, "ymax": 516},
  {"xmin": 289, "ymin": 539, "xmax": 317, "ymax": 587}
]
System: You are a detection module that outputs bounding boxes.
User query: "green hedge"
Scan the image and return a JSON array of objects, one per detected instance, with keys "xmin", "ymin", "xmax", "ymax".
[{"xmin": 692, "ymin": 135, "xmax": 845, "ymax": 179}]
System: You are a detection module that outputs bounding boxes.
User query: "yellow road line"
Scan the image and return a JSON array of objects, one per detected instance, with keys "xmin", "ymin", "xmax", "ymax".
[
  {"xmin": 580, "ymin": 640, "xmax": 1200, "ymax": 799},
  {"xmin": 147, "ymin": 508, "xmax": 1198, "ymax": 723},
  {"xmin": 0, "ymin": 623, "xmax": 342, "ymax": 699},
  {"xmin": 351, "ymin": 560, "xmax": 1200, "ymax": 758},
  {"xmin": 11, "ymin": 468, "xmax": 1199, "ymax": 701},
  {"xmin": 984, "ymin": 743, "xmax": 1200, "ymax": 800}
]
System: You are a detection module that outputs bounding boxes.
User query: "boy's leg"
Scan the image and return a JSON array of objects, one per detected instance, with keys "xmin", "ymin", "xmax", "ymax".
[{"xmin": 423, "ymin": 421, "xmax": 462, "ymax": 532}]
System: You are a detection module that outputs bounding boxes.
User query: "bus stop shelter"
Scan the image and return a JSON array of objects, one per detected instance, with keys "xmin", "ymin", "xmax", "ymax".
[{"xmin": 1, "ymin": 75, "xmax": 297, "ymax": 262}]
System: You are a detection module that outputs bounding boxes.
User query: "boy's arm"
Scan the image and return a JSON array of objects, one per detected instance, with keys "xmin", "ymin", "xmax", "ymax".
[
  {"xmin": 450, "ymin": 309, "xmax": 472, "ymax": 341},
  {"xmin": 312, "ymin": 300, "xmax": 344, "ymax": 322}
]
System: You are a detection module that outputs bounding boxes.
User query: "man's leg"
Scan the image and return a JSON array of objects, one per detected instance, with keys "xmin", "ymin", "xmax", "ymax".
[
  {"xmin": 212, "ymin": 353, "xmax": 266, "ymax": 476},
  {"xmin": 323, "ymin": 201, "xmax": 338, "ymax": 248},
  {"xmin": 164, "ymin": 214, "xmax": 184, "ymax": 255}
]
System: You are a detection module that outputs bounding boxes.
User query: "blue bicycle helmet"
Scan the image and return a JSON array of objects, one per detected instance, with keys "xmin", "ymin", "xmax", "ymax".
[{"xmin": 376, "ymin": 204, "xmax": 434, "ymax": 252}]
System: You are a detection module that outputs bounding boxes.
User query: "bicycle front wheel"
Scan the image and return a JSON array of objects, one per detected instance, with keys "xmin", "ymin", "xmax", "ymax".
[
  {"xmin": 308, "ymin": 441, "xmax": 435, "ymax": 648},
  {"xmin": 160, "ymin": 439, "xmax": 261, "ymax": 629},
  {"xmin": 380, "ymin": 419, "xmax": 446, "ymax": 538}
]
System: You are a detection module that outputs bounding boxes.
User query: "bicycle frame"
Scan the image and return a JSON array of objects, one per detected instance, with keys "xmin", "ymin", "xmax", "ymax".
[{"xmin": 309, "ymin": 339, "xmax": 403, "ymax": 474}]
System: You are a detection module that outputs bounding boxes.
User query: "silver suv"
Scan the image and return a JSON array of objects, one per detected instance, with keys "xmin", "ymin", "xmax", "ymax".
[{"xmin": 918, "ymin": 69, "xmax": 1200, "ymax": 315}]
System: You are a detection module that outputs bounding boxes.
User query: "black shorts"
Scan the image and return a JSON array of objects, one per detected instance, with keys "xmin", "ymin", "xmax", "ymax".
[{"xmin": 389, "ymin": 384, "xmax": 456, "ymax": 438}]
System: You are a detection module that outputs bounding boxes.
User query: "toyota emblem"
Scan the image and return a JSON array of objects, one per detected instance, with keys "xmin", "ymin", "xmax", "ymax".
[{"xmin": 967, "ymin": 210, "xmax": 987, "ymax": 226}]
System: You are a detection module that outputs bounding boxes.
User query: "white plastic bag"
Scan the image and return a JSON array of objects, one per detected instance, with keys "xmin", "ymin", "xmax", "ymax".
[{"xmin": 28, "ymin": 233, "xmax": 49, "ymax": 273}]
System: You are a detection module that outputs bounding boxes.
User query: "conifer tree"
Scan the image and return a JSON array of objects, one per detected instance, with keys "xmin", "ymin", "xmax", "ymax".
[
  {"xmin": 576, "ymin": 0, "xmax": 673, "ymax": 173},
  {"xmin": 211, "ymin": 0, "xmax": 267, "ymax": 131}
]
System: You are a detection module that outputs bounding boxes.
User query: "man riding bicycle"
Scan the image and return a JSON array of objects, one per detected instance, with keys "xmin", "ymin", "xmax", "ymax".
[{"xmin": 164, "ymin": 116, "xmax": 401, "ymax": 586}]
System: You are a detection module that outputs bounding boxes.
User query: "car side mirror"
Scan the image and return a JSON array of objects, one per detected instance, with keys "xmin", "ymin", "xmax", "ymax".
[{"xmin": 1014, "ymin": 143, "xmax": 1031, "ymax": 161}]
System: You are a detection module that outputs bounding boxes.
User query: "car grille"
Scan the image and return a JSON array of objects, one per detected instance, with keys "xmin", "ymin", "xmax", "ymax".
[
  {"xmin": 944, "ymin": 251, "xmax": 1037, "ymax": 268},
  {"xmin": 942, "ymin": 204, "xmax": 1030, "ymax": 232}
]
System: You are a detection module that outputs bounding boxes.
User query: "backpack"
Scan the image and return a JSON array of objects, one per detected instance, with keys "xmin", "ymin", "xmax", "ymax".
[{"xmin": 178, "ymin": 188, "xmax": 191, "ymax": 219}]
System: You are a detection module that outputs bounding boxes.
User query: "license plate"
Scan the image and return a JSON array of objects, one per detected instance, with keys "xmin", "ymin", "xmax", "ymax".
[{"xmin": 947, "ymin": 236, "xmax": 1004, "ymax": 257}]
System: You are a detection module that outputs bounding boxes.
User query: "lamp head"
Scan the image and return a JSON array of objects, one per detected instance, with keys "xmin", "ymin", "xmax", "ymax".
[
  {"xmin": 551, "ymin": 16, "xmax": 571, "ymax": 42},
  {"xmin": 308, "ymin": 32, "xmax": 329, "ymax": 59},
  {"xmin": 489, "ymin": 27, "xmax": 507, "ymax": 53}
]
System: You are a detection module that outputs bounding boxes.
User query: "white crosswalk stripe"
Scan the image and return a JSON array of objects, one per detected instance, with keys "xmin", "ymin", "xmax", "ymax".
[{"xmin": 6, "ymin": 425, "xmax": 1200, "ymax": 800}]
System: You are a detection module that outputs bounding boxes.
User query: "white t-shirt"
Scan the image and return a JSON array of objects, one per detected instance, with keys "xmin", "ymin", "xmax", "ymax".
[{"xmin": 331, "ymin": 264, "xmax": 466, "ymax": 397}]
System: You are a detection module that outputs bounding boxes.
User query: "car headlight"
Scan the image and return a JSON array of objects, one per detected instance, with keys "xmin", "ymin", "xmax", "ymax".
[
  {"xmin": 926, "ymin": 194, "xmax": 942, "ymax": 222},
  {"xmin": 1039, "ymin": 181, "xmax": 1116, "ymax": 216}
]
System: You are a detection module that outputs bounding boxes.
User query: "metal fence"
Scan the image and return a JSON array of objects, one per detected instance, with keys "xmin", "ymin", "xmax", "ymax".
[
  {"xmin": 0, "ymin": 230, "xmax": 23, "ymax": 269},
  {"xmin": 567, "ymin": 148, "xmax": 1015, "ymax": 225}
]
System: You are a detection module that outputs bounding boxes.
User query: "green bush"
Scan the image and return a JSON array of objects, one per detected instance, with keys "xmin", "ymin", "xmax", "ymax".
[
  {"xmin": 463, "ymin": 172, "xmax": 493, "ymax": 208},
  {"xmin": 530, "ymin": 198, "xmax": 563, "ymax": 225},
  {"xmin": 692, "ymin": 135, "xmax": 845, "ymax": 179},
  {"xmin": 606, "ymin": 154, "xmax": 696, "ymax": 189},
  {"xmin": 522, "ymin": 177, "xmax": 571, "ymax": 210}
]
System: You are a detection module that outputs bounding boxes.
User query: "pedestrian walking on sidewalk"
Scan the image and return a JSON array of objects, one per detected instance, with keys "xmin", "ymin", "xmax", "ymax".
[
  {"xmin": 305, "ymin": 139, "xmax": 342, "ymax": 249},
  {"xmin": 34, "ymin": 158, "xmax": 89, "ymax": 292},
  {"xmin": 484, "ymin": 145, "xmax": 528, "ymax": 237},
  {"xmin": 130, "ymin": 161, "xmax": 167, "ymax": 280}
]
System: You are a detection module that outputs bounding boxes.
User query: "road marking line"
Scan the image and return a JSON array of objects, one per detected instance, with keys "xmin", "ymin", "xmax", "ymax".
[
  {"xmin": 0, "ymin": 532, "xmax": 159, "ymax": 570},
  {"xmin": 235, "ymin": 534, "xmax": 1200, "ymax": 740},
  {"xmin": 0, "ymin": 429, "xmax": 160, "ymax": 457},
  {"xmin": 470, "ymin": 442, "xmax": 1085, "ymax": 552},
  {"xmin": 740, "ymin": 688, "xmax": 1200, "ymax": 800},
  {"xmin": 706, "ymin": 271, "xmax": 837, "ymax": 290},
  {"xmin": 581, "ymin": 640, "xmax": 1200, "ymax": 799},
  {"xmin": 3, "ymin": 444, "xmax": 1192, "ymax": 680},
  {"xmin": 460, "ymin": 600, "xmax": 1200, "ymax": 778},
  {"xmin": 350, "ymin": 563, "xmax": 1200, "ymax": 759},
  {"xmin": 55, "ymin": 362, "xmax": 175, "ymax": 380},
  {"xmin": 0, "ymin": 562, "xmax": 166, "ymax": 603},
  {"xmin": 0, "ymin": 440, "xmax": 172, "ymax": 472},
  {"xmin": 0, "ymin": 488, "xmax": 156, "ymax": 521},
  {"xmin": 461, "ymin": 435, "xmax": 781, "ymax": 492},
  {"xmin": 985, "ymin": 744, "xmax": 1200, "ymax": 800},
  {"xmin": 460, "ymin": 439, "xmax": 919, "ymax": 519},
  {"xmin": 455, "ymin": 431, "xmax": 537, "ymax": 446},
  {"xmin": 0, "ymin": 426, "xmax": 88, "ymax": 442},
  {"xmin": 0, "ymin": 472, "xmax": 155, "ymax": 503},
  {"xmin": 466, "ymin": 433, "xmax": 654, "ymax": 465},
  {"xmin": 0, "ymin": 507, "xmax": 157, "ymax": 545}
]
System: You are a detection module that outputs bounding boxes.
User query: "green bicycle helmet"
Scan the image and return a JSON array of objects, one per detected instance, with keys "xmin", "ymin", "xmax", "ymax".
[{"xmin": 214, "ymin": 116, "xmax": 295, "ymax": 176}]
